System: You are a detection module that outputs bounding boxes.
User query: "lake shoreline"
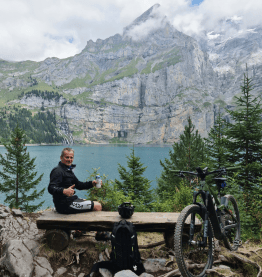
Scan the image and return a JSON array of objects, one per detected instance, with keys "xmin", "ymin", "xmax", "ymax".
[{"xmin": 0, "ymin": 143, "xmax": 173, "ymax": 147}]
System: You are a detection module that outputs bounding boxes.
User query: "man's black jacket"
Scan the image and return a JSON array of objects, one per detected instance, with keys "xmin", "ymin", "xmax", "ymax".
[{"xmin": 48, "ymin": 161, "xmax": 93, "ymax": 211}]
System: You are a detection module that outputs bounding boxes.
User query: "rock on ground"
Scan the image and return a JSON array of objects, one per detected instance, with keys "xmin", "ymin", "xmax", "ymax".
[
  {"xmin": 54, "ymin": 267, "xmax": 68, "ymax": 277},
  {"xmin": 0, "ymin": 205, "xmax": 52, "ymax": 277},
  {"xmin": 114, "ymin": 270, "xmax": 139, "ymax": 277},
  {"xmin": 143, "ymin": 258, "xmax": 172, "ymax": 273},
  {"xmin": 139, "ymin": 273, "xmax": 154, "ymax": 277}
]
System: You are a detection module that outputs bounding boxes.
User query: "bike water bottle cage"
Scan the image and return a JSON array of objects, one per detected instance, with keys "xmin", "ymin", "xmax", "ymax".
[{"xmin": 118, "ymin": 202, "xmax": 134, "ymax": 218}]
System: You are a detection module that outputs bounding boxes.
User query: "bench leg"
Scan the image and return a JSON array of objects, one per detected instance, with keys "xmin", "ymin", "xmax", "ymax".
[
  {"xmin": 164, "ymin": 230, "xmax": 174, "ymax": 250},
  {"xmin": 45, "ymin": 229, "xmax": 70, "ymax": 251}
]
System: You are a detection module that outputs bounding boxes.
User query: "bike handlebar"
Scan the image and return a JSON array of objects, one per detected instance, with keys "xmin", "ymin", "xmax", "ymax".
[
  {"xmin": 172, "ymin": 170, "xmax": 183, "ymax": 173},
  {"xmin": 171, "ymin": 165, "xmax": 241, "ymax": 177},
  {"xmin": 225, "ymin": 166, "xmax": 242, "ymax": 171}
]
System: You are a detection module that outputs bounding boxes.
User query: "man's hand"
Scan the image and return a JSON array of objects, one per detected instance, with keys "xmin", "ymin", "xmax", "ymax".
[
  {"xmin": 63, "ymin": 184, "xmax": 75, "ymax": 197},
  {"xmin": 92, "ymin": 180, "xmax": 103, "ymax": 187}
]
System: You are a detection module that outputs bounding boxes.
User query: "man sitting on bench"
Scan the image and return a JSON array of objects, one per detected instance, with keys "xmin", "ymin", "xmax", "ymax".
[{"xmin": 48, "ymin": 147, "xmax": 110, "ymax": 240}]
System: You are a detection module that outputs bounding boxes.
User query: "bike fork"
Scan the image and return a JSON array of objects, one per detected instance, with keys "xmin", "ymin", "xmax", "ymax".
[
  {"xmin": 202, "ymin": 211, "xmax": 209, "ymax": 247},
  {"xmin": 189, "ymin": 212, "xmax": 208, "ymax": 248},
  {"xmin": 202, "ymin": 191, "xmax": 209, "ymax": 247},
  {"xmin": 190, "ymin": 192, "xmax": 209, "ymax": 248},
  {"xmin": 189, "ymin": 213, "xmax": 195, "ymax": 242}
]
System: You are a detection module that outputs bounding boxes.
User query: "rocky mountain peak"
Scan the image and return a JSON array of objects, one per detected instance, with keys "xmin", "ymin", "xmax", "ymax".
[
  {"xmin": 127, "ymin": 4, "xmax": 160, "ymax": 26},
  {"xmin": 123, "ymin": 4, "xmax": 165, "ymax": 37}
]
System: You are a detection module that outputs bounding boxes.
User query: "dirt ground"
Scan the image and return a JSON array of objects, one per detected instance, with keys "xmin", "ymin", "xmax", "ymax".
[
  {"xmin": 24, "ymin": 212, "xmax": 170, "ymax": 276},
  {"xmin": 8, "ymin": 213, "xmax": 262, "ymax": 276},
  {"xmin": 38, "ymin": 229, "xmax": 169, "ymax": 276}
]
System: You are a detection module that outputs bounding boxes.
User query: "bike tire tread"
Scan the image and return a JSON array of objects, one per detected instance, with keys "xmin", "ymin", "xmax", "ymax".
[{"xmin": 174, "ymin": 204, "xmax": 214, "ymax": 277}]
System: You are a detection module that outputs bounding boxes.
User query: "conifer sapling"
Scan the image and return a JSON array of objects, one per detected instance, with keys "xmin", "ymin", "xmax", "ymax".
[{"xmin": 0, "ymin": 124, "xmax": 45, "ymax": 212}]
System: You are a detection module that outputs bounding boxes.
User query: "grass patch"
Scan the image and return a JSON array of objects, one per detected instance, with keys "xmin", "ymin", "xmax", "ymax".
[
  {"xmin": 0, "ymin": 60, "xmax": 39, "ymax": 73},
  {"xmin": 214, "ymin": 99, "xmax": 227, "ymax": 107},
  {"xmin": 92, "ymin": 67, "xmax": 118, "ymax": 85},
  {"xmin": 62, "ymin": 74, "xmax": 92, "ymax": 90},
  {"xmin": 107, "ymin": 57, "xmax": 140, "ymax": 82},
  {"xmin": 109, "ymin": 137, "xmax": 128, "ymax": 144},
  {"xmin": 175, "ymin": 93, "xmax": 184, "ymax": 98},
  {"xmin": 103, "ymin": 42, "xmax": 129, "ymax": 54},
  {"xmin": 152, "ymin": 55, "xmax": 181, "ymax": 72},
  {"xmin": 194, "ymin": 107, "xmax": 201, "ymax": 112},
  {"xmin": 22, "ymin": 81, "xmax": 58, "ymax": 94},
  {"xmin": 141, "ymin": 61, "xmax": 154, "ymax": 74},
  {"xmin": 73, "ymin": 130, "xmax": 84, "ymax": 136},
  {"xmin": 203, "ymin": 102, "xmax": 212, "ymax": 108},
  {"xmin": 140, "ymin": 48, "xmax": 182, "ymax": 74},
  {"xmin": 0, "ymin": 89, "xmax": 23, "ymax": 107},
  {"xmin": 184, "ymin": 100, "xmax": 195, "ymax": 106}
]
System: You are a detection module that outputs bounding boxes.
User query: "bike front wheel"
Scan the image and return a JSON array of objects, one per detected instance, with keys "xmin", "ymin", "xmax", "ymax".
[
  {"xmin": 174, "ymin": 204, "xmax": 214, "ymax": 277},
  {"xmin": 222, "ymin": 195, "xmax": 241, "ymax": 251}
]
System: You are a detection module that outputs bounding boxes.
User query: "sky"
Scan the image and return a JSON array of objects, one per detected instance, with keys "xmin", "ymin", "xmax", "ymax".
[{"xmin": 0, "ymin": 0, "xmax": 261, "ymax": 62}]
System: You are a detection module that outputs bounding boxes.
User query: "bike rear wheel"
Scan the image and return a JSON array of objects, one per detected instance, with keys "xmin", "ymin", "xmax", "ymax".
[
  {"xmin": 174, "ymin": 204, "xmax": 214, "ymax": 277},
  {"xmin": 222, "ymin": 195, "xmax": 241, "ymax": 251}
]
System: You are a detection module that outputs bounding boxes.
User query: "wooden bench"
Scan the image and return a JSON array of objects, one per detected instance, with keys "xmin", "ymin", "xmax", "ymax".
[{"xmin": 37, "ymin": 210, "xmax": 188, "ymax": 251}]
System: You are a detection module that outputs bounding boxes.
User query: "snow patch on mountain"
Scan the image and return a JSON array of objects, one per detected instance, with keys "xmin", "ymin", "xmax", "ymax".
[
  {"xmin": 239, "ymin": 28, "xmax": 258, "ymax": 34},
  {"xmin": 213, "ymin": 65, "xmax": 235, "ymax": 74},
  {"xmin": 208, "ymin": 53, "xmax": 219, "ymax": 61},
  {"xmin": 244, "ymin": 49, "xmax": 262, "ymax": 67}
]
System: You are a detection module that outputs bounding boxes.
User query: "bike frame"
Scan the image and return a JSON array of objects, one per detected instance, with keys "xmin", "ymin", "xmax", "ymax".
[
  {"xmin": 191, "ymin": 184, "xmax": 239, "ymax": 247},
  {"xmin": 192, "ymin": 188, "xmax": 224, "ymax": 242},
  {"xmin": 174, "ymin": 167, "xmax": 240, "ymax": 247}
]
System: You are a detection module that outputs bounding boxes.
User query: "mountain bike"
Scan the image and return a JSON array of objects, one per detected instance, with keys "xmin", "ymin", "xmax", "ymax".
[{"xmin": 172, "ymin": 166, "xmax": 241, "ymax": 277}]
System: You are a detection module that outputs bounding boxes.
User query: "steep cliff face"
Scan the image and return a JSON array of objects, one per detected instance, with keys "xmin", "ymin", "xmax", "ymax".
[
  {"xmin": 0, "ymin": 5, "xmax": 261, "ymax": 144},
  {"xmin": 196, "ymin": 18, "xmax": 262, "ymax": 99}
]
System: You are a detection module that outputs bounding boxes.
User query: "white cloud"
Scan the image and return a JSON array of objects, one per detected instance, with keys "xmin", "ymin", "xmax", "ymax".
[
  {"xmin": 123, "ymin": 4, "xmax": 167, "ymax": 40},
  {"xmin": 207, "ymin": 31, "xmax": 220, "ymax": 40},
  {"xmin": 169, "ymin": 0, "xmax": 262, "ymax": 36},
  {"xmin": 230, "ymin": 15, "xmax": 243, "ymax": 23},
  {"xmin": 0, "ymin": 0, "xmax": 262, "ymax": 62},
  {"xmin": 0, "ymin": 0, "xmax": 124, "ymax": 61}
]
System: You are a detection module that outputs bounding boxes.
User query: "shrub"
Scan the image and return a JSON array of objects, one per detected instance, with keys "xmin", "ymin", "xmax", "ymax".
[{"xmin": 85, "ymin": 168, "xmax": 126, "ymax": 211}]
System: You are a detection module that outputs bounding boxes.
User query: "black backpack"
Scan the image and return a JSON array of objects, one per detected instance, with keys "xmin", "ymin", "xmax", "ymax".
[
  {"xmin": 110, "ymin": 219, "xmax": 144, "ymax": 273},
  {"xmin": 85, "ymin": 220, "xmax": 145, "ymax": 276}
]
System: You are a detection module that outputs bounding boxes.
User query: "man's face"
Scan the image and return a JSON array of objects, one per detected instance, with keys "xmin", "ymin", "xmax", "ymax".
[{"xmin": 60, "ymin": 150, "xmax": 74, "ymax": 167}]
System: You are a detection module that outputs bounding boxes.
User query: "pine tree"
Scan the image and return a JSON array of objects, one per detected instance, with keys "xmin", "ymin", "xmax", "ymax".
[
  {"xmin": 0, "ymin": 124, "xmax": 45, "ymax": 212},
  {"xmin": 205, "ymin": 111, "xmax": 228, "ymax": 169},
  {"xmin": 222, "ymin": 71, "xmax": 262, "ymax": 238},
  {"xmin": 157, "ymin": 117, "xmax": 207, "ymax": 197},
  {"xmin": 224, "ymin": 71, "xmax": 262, "ymax": 194},
  {"xmin": 115, "ymin": 147, "xmax": 153, "ymax": 206}
]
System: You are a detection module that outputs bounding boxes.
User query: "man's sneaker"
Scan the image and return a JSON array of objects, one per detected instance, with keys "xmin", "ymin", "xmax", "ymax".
[{"xmin": 95, "ymin": 231, "xmax": 111, "ymax": 241}]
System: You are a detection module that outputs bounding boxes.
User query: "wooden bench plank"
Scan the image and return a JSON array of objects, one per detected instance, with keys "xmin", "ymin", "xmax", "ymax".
[
  {"xmin": 37, "ymin": 211, "xmax": 182, "ymax": 232},
  {"xmin": 37, "ymin": 210, "xmax": 202, "ymax": 251}
]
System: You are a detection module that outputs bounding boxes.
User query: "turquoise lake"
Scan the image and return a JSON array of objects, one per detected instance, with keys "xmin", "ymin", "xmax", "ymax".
[{"xmin": 0, "ymin": 145, "xmax": 171, "ymax": 210}]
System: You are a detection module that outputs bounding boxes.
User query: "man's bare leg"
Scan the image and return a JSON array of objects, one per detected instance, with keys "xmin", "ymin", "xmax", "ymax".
[
  {"xmin": 93, "ymin": 201, "xmax": 102, "ymax": 211},
  {"xmin": 92, "ymin": 201, "xmax": 110, "ymax": 240}
]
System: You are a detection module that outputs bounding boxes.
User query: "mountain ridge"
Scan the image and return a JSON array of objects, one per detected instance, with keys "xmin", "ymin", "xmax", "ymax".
[{"xmin": 0, "ymin": 4, "xmax": 261, "ymax": 144}]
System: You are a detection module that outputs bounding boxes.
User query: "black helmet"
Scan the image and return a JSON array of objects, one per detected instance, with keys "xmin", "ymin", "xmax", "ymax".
[{"xmin": 118, "ymin": 202, "xmax": 134, "ymax": 219}]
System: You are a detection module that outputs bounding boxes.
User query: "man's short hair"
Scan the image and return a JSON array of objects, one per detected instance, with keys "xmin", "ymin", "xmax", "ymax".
[{"xmin": 61, "ymin": 147, "xmax": 74, "ymax": 158}]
